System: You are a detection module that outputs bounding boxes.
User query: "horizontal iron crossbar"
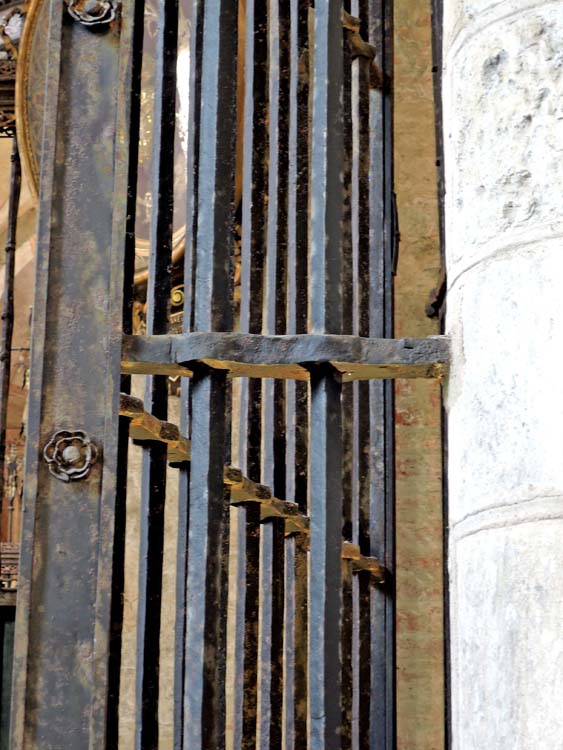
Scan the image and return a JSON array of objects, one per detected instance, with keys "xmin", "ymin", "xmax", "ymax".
[
  {"xmin": 122, "ymin": 332, "xmax": 449, "ymax": 381},
  {"xmin": 120, "ymin": 394, "xmax": 385, "ymax": 583}
]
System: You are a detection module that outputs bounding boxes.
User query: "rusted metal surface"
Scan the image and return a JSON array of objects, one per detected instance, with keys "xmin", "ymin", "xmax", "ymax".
[
  {"xmin": 256, "ymin": 1, "xmax": 290, "ymax": 737},
  {"xmin": 343, "ymin": 9, "xmax": 386, "ymax": 92},
  {"xmin": 10, "ymin": 0, "xmax": 141, "ymax": 747},
  {"xmin": 134, "ymin": 0, "xmax": 177, "ymax": 746},
  {"xmin": 175, "ymin": 2, "xmax": 239, "ymax": 748},
  {"xmin": 122, "ymin": 332, "xmax": 450, "ymax": 381},
  {"xmin": 173, "ymin": 0, "xmax": 199, "ymax": 738},
  {"xmin": 283, "ymin": 5, "xmax": 310, "ymax": 744},
  {"xmin": 370, "ymin": 2, "xmax": 397, "ymax": 746}
]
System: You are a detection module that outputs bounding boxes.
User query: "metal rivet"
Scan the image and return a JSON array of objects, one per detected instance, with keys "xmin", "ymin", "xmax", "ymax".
[
  {"xmin": 66, "ymin": 0, "xmax": 118, "ymax": 27},
  {"xmin": 43, "ymin": 430, "xmax": 98, "ymax": 483}
]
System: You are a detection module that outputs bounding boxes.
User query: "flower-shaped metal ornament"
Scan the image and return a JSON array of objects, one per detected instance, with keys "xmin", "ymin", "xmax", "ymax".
[
  {"xmin": 67, "ymin": 0, "xmax": 118, "ymax": 26},
  {"xmin": 43, "ymin": 430, "xmax": 98, "ymax": 483}
]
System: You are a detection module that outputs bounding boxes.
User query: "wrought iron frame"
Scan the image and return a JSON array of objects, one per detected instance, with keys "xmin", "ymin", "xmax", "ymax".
[{"xmin": 8, "ymin": 1, "xmax": 450, "ymax": 748}]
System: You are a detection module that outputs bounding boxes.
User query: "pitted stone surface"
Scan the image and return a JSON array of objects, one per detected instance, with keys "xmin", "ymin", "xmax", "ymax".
[
  {"xmin": 446, "ymin": 244, "xmax": 563, "ymax": 525},
  {"xmin": 451, "ymin": 521, "xmax": 563, "ymax": 749},
  {"xmin": 444, "ymin": 0, "xmax": 563, "ymax": 747},
  {"xmin": 444, "ymin": 0, "xmax": 497, "ymax": 48},
  {"xmin": 444, "ymin": 4, "xmax": 563, "ymax": 282},
  {"xmin": 444, "ymin": 0, "xmax": 560, "ymax": 50}
]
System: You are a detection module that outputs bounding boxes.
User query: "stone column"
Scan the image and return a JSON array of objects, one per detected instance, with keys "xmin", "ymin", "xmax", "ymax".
[{"xmin": 443, "ymin": 1, "xmax": 563, "ymax": 747}]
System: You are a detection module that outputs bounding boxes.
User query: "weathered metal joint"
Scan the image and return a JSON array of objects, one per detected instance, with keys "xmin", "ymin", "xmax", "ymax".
[
  {"xmin": 43, "ymin": 430, "xmax": 98, "ymax": 482},
  {"xmin": 66, "ymin": 0, "xmax": 118, "ymax": 27},
  {"xmin": 342, "ymin": 9, "xmax": 388, "ymax": 92}
]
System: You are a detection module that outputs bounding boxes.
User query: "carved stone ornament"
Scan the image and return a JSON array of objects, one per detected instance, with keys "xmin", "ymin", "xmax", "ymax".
[
  {"xmin": 43, "ymin": 430, "xmax": 98, "ymax": 482},
  {"xmin": 67, "ymin": 0, "xmax": 118, "ymax": 26}
]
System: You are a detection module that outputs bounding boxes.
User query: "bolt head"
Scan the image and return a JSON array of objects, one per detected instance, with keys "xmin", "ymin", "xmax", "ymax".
[
  {"xmin": 62, "ymin": 445, "xmax": 81, "ymax": 465},
  {"xmin": 84, "ymin": 0, "xmax": 104, "ymax": 15}
]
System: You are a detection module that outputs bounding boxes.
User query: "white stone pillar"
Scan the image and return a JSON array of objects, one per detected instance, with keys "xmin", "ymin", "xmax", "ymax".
[{"xmin": 443, "ymin": 1, "xmax": 563, "ymax": 747}]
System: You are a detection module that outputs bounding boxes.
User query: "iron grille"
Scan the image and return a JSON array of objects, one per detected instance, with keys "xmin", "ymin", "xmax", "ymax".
[{"xmin": 8, "ymin": 1, "xmax": 448, "ymax": 749}]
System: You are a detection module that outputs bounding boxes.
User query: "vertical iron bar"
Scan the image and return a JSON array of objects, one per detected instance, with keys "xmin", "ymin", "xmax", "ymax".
[
  {"xmin": 256, "ymin": 517, "xmax": 285, "ymax": 750},
  {"xmin": 270, "ymin": 519, "xmax": 286, "ymax": 750},
  {"xmin": 106, "ymin": 413, "xmax": 134, "ymax": 747},
  {"xmin": 308, "ymin": 0, "xmax": 343, "ymax": 336},
  {"xmin": 341, "ymin": 5, "xmax": 354, "ymax": 746},
  {"xmin": 368, "ymin": 1, "xmax": 395, "ymax": 748},
  {"xmin": 307, "ymin": 1, "xmax": 344, "ymax": 749},
  {"xmin": 136, "ymin": 2, "xmax": 179, "ymax": 747},
  {"xmin": 182, "ymin": 1, "xmax": 239, "ymax": 747},
  {"xmin": 234, "ymin": 0, "xmax": 267, "ymax": 745},
  {"xmin": 285, "ymin": 4, "xmax": 310, "ymax": 744},
  {"xmin": 11, "ymin": 0, "xmax": 141, "ymax": 745},
  {"xmin": 240, "ymin": 504, "xmax": 261, "ymax": 750},
  {"xmin": 174, "ymin": 1, "xmax": 202, "ymax": 745},
  {"xmin": 282, "ymin": 534, "xmax": 295, "ymax": 750},
  {"xmin": 225, "ymin": 498, "xmax": 260, "ymax": 750},
  {"xmin": 341, "ymin": 560, "xmax": 355, "ymax": 750},
  {"xmin": 262, "ymin": 0, "xmax": 289, "ymax": 497},
  {"xmin": 239, "ymin": 0, "xmax": 268, "ymax": 483},
  {"xmin": 229, "ymin": 1, "xmax": 268, "ymax": 745},
  {"xmin": 307, "ymin": 365, "xmax": 343, "ymax": 750},
  {"xmin": 292, "ymin": 0, "xmax": 310, "ymax": 510},
  {"xmin": 260, "ymin": 3, "xmax": 290, "ymax": 747},
  {"xmin": 293, "ymin": 535, "xmax": 308, "ymax": 745},
  {"xmin": 107, "ymin": 1, "xmax": 146, "ymax": 737},
  {"xmin": 350, "ymin": 3, "xmax": 376, "ymax": 748},
  {"xmin": 185, "ymin": 366, "xmax": 230, "ymax": 749},
  {"xmin": 0, "ymin": 138, "xmax": 21, "ymax": 506}
]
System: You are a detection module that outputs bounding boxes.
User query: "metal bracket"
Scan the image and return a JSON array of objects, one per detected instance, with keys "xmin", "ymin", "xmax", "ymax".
[
  {"xmin": 43, "ymin": 430, "xmax": 98, "ymax": 482},
  {"xmin": 66, "ymin": 0, "xmax": 118, "ymax": 27}
]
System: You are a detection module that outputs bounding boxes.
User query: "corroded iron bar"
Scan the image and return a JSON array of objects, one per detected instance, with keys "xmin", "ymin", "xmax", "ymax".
[
  {"xmin": 174, "ymin": 0, "xmax": 199, "ymax": 740},
  {"xmin": 368, "ymin": 1, "xmax": 396, "ymax": 747},
  {"xmin": 307, "ymin": 3, "xmax": 345, "ymax": 747},
  {"xmin": 184, "ymin": 366, "xmax": 230, "ymax": 749},
  {"xmin": 106, "ymin": 0, "xmax": 146, "ymax": 742},
  {"xmin": 179, "ymin": 1, "xmax": 238, "ymax": 747},
  {"xmin": 341, "ymin": 19, "xmax": 355, "ymax": 744},
  {"xmin": 229, "ymin": 2, "xmax": 269, "ymax": 739},
  {"xmin": 135, "ymin": 1, "xmax": 178, "ymax": 747},
  {"xmin": 122, "ymin": 332, "xmax": 450, "ymax": 380},
  {"xmin": 308, "ymin": 362, "xmax": 344, "ymax": 750},
  {"xmin": 284, "ymin": 4, "xmax": 311, "ymax": 744},
  {"xmin": 10, "ymin": 3, "xmax": 141, "ymax": 747},
  {"xmin": 257, "ymin": 2, "xmax": 291, "ymax": 745},
  {"xmin": 352, "ymin": 0, "xmax": 390, "ymax": 746}
]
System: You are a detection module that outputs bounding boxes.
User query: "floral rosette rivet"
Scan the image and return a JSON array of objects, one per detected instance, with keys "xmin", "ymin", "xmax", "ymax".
[
  {"xmin": 67, "ymin": 0, "xmax": 118, "ymax": 26},
  {"xmin": 43, "ymin": 430, "xmax": 98, "ymax": 483}
]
